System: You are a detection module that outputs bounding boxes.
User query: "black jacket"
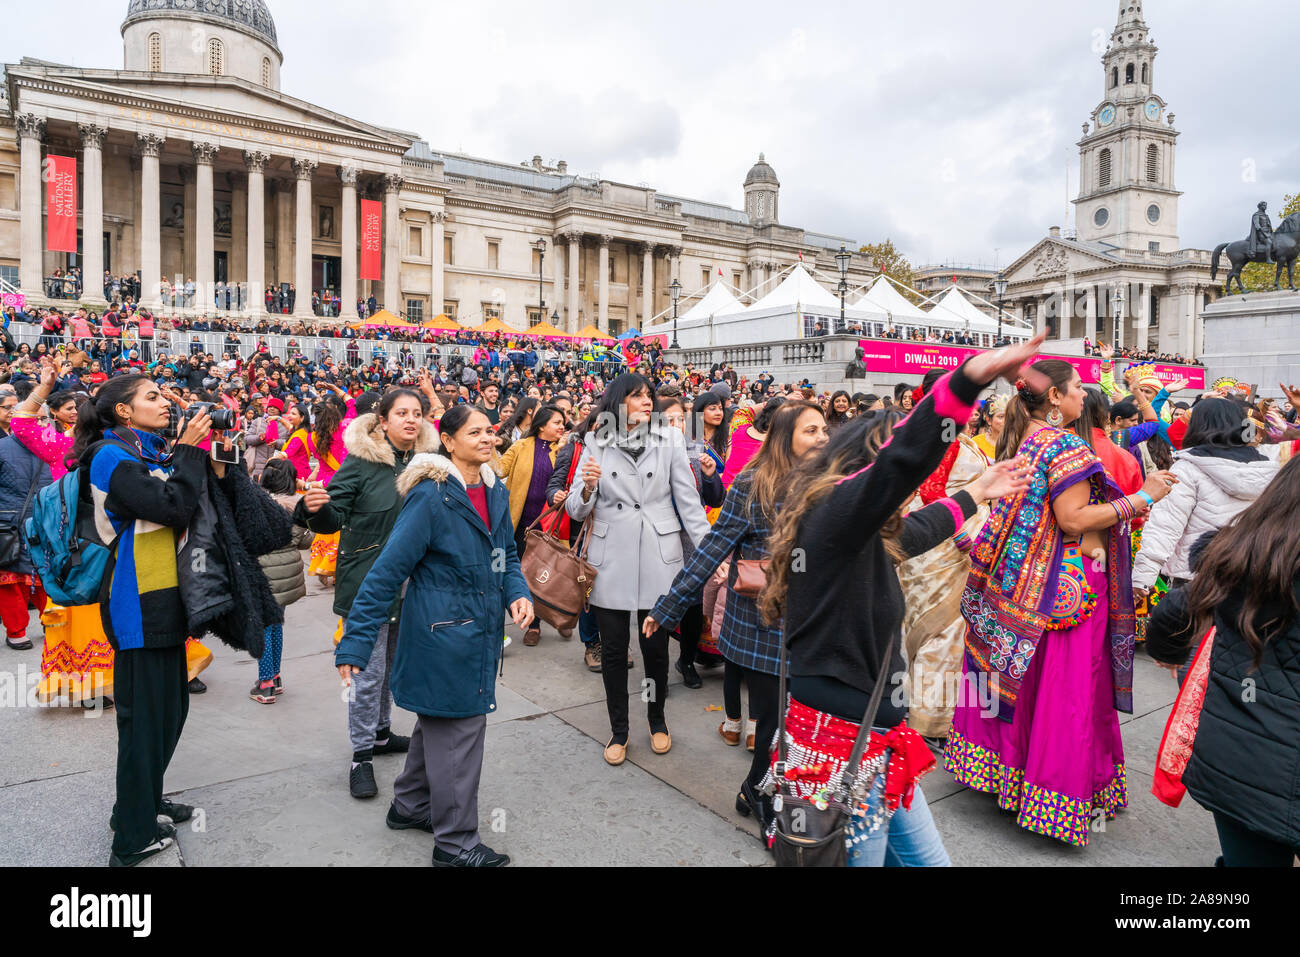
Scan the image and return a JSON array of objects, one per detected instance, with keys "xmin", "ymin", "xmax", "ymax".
[
  {"xmin": 1148, "ymin": 557, "xmax": 1300, "ymax": 849},
  {"xmin": 178, "ymin": 465, "xmax": 291, "ymax": 659}
]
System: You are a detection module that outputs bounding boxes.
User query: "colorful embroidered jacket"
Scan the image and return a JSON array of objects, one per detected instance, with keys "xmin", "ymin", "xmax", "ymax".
[{"xmin": 961, "ymin": 426, "xmax": 1136, "ymax": 721}]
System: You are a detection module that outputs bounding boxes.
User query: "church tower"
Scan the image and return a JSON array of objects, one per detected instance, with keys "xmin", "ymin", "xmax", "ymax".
[
  {"xmin": 744, "ymin": 154, "xmax": 780, "ymax": 226},
  {"xmin": 1073, "ymin": 1, "xmax": 1181, "ymax": 251}
]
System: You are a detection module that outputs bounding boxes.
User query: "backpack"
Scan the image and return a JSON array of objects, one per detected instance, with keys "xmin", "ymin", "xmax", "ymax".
[{"xmin": 24, "ymin": 439, "xmax": 126, "ymax": 605}]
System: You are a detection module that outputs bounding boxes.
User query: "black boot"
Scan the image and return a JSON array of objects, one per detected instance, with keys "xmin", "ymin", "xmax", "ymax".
[{"xmin": 675, "ymin": 657, "xmax": 702, "ymax": 689}]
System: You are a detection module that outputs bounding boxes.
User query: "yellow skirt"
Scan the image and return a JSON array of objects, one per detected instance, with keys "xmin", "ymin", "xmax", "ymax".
[
  {"xmin": 36, "ymin": 602, "xmax": 213, "ymax": 705},
  {"xmin": 309, "ymin": 531, "xmax": 339, "ymax": 577}
]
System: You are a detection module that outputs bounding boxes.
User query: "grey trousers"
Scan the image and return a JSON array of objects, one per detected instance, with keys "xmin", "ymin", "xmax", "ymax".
[
  {"xmin": 348, "ymin": 618, "xmax": 397, "ymax": 754},
  {"xmin": 393, "ymin": 712, "xmax": 488, "ymax": 855}
]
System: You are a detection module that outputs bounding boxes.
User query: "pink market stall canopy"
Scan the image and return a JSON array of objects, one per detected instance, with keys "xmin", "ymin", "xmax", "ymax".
[{"xmin": 857, "ymin": 340, "xmax": 1205, "ymax": 389}]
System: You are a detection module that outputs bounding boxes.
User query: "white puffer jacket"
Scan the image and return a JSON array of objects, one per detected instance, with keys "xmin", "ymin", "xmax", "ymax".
[{"xmin": 1132, "ymin": 447, "xmax": 1277, "ymax": 588}]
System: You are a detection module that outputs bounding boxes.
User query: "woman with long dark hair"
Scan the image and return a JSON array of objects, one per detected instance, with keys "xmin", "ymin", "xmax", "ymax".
[
  {"xmin": 72, "ymin": 376, "xmax": 215, "ymax": 866},
  {"xmin": 565, "ymin": 373, "xmax": 710, "ymax": 765},
  {"xmin": 761, "ymin": 338, "xmax": 1044, "ymax": 865},
  {"xmin": 690, "ymin": 391, "xmax": 731, "ymax": 464},
  {"xmin": 645, "ymin": 401, "xmax": 827, "ymax": 836},
  {"xmin": 826, "ymin": 390, "xmax": 853, "ymax": 432},
  {"xmin": 497, "ymin": 396, "xmax": 538, "ymax": 451},
  {"xmin": 946, "ymin": 356, "xmax": 1177, "ymax": 849},
  {"xmin": 1145, "ymin": 456, "xmax": 1300, "ymax": 865}
]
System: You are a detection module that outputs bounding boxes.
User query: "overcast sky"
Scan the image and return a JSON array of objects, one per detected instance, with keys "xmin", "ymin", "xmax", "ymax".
[{"xmin": 6, "ymin": 0, "xmax": 1297, "ymax": 268}]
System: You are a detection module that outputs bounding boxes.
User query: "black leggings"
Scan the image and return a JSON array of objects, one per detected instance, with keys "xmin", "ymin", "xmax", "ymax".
[
  {"xmin": 1213, "ymin": 811, "xmax": 1300, "ymax": 866},
  {"xmin": 592, "ymin": 606, "xmax": 670, "ymax": 740},
  {"xmin": 737, "ymin": 666, "xmax": 780, "ymax": 790},
  {"xmin": 674, "ymin": 603, "xmax": 704, "ymax": 665},
  {"xmin": 723, "ymin": 660, "xmax": 758, "ymax": 722}
]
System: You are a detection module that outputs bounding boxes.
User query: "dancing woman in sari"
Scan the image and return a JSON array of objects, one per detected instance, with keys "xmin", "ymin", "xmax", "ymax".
[{"xmin": 944, "ymin": 360, "xmax": 1177, "ymax": 847}]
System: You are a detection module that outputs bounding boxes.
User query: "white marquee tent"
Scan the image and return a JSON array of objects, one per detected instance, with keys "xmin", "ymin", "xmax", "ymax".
[
  {"xmin": 926, "ymin": 286, "xmax": 1001, "ymax": 333},
  {"xmin": 677, "ymin": 280, "xmax": 746, "ymax": 322}
]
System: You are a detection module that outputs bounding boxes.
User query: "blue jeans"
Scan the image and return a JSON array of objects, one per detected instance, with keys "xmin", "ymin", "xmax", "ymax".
[
  {"xmin": 578, "ymin": 604, "xmax": 599, "ymax": 646},
  {"xmin": 845, "ymin": 750, "xmax": 950, "ymax": 867}
]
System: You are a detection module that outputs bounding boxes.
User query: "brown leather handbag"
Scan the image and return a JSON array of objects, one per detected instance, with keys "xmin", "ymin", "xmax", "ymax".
[
  {"xmin": 727, "ymin": 552, "xmax": 770, "ymax": 599},
  {"xmin": 519, "ymin": 505, "xmax": 597, "ymax": 636}
]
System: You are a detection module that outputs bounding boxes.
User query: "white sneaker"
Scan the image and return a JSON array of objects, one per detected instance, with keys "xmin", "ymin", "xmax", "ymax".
[{"xmin": 503, "ymin": 635, "xmax": 512, "ymax": 649}]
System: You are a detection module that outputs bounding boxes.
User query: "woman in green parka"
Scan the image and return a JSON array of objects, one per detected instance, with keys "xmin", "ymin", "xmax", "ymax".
[{"xmin": 294, "ymin": 388, "xmax": 439, "ymax": 799}]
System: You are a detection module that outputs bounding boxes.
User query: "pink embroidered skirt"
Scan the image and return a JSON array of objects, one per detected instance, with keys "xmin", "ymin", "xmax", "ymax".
[{"xmin": 944, "ymin": 562, "xmax": 1126, "ymax": 847}]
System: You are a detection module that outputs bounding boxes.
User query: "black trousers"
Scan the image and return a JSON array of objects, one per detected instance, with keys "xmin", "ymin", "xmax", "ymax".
[
  {"xmin": 1213, "ymin": 811, "xmax": 1299, "ymax": 867},
  {"xmin": 592, "ymin": 606, "xmax": 668, "ymax": 737},
  {"xmin": 738, "ymin": 666, "xmax": 780, "ymax": 790},
  {"xmin": 674, "ymin": 603, "xmax": 704, "ymax": 664},
  {"xmin": 111, "ymin": 644, "xmax": 190, "ymax": 855}
]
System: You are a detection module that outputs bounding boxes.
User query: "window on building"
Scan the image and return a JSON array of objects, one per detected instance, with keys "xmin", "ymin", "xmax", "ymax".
[
  {"xmin": 1111, "ymin": 67, "xmax": 1118, "ymax": 88},
  {"xmin": 1098, "ymin": 148, "xmax": 1112, "ymax": 188},
  {"xmin": 482, "ymin": 301, "xmax": 502, "ymax": 320},
  {"xmin": 443, "ymin": 300, "xmax": 458, "ymax": 319},
  {"xmin": 531, "ymin": 248, "xmax": 542, "ymax": 273},
  {"xmin": 0, "ymin": 265, "xmax": 18, "ymax": 289},
  {"xmin": 1148, "ymin": 241, "xmax": 1161, "ymax": 252},
  {"xmin": 208, "ymin": 38, "xmax": 225, "ymax": 76},
  {"xmin": 444, "ymin": 235, "xmax": 454, "ymax": 266},
  {"xmin": 527, "ymin": 308, "xmax": 542, "ymax": 327},
  {"xmin": 702, "ymin": 267, "xmax": 711, "ymax": 288},
  {"xmin": 408, "ymin": 226, "xmax": 422, "ymax": 258},
  {"xmin": 0, "ymin": 173, "xmax": 15, "ymax": 210},
  {"xmin": 1141, "ymin": 62, "xmax": 1148, "ymax": 84},
  {"xmin": 1146, "ymin": 144, "xmax": 1159, "ymax": 182},
  {"xmin": 732, "ymin": 271, "xmax": 742, "ymax": 289},
  {"xmin": 1125, "ymin": 63, "xmax": 1134, "ymax": 84},
  {"xmin": 148, "ymin": 32, "xmax": 162, "ymax": 72},
  {"xmin": 487, "ymin": 241, "xmax": 499, "ymax": 271},
  {"xmin": 406, "ymin": 299, "xmax": 424, "ymax": 323},
  {"xmin": 261, "ymin": 57, "xmax": 272, "ymax": 87}
]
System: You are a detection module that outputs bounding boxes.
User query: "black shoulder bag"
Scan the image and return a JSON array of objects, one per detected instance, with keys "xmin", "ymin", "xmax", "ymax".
[
  {"xmin": 0, "ymin": 460, "xmax": 43, "ymax": 569},
  {"xmin": 768, "ymin": 632, "xmax": 897, "ymax": 867}
]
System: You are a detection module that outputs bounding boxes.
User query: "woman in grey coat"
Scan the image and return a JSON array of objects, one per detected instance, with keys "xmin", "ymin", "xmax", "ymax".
[{"xmin": 565, "ymin": 374, "xmax": 710, "ymax": 766}]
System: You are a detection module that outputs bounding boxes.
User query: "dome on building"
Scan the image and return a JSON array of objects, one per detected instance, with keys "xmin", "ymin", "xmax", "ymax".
[
  {"xmin": 123, "ymin": 0, "xmax": 279, "ymax": 51},
  {"xmin": 744, "ymin": 153, "xmax": 780, "ymax": 187}
]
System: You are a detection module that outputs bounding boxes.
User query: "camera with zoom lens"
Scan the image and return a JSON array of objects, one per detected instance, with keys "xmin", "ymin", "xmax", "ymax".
[{"xmin": 183, "ymin": 401, "xmax": 239, "ymax": 431}]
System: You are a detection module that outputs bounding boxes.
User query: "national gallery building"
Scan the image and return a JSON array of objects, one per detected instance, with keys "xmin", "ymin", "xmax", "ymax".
[{"xmin": 0, "ymin": 0, "xmax": 877, "ymax": 334}]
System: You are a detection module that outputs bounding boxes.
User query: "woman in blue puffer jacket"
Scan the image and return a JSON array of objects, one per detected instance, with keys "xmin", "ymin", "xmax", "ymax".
[{"xmin": 336, "ymin": 404, "xmax": 533, "ymax": 868}]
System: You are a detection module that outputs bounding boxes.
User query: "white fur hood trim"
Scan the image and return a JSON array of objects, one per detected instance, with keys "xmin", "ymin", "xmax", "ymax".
[{"xmin": 396, "ymin": 453, "xmax": 498, "ymax": 498}]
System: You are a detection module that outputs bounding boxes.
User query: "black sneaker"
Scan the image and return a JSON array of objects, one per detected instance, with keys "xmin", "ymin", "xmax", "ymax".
[
  {"xmin": 159, "ymin": 799, "xmax": 194, "ymax": 824},
  {"xmin": 675, "ymin": 658, "xmax": 703, "ymax": 689},
  {"xmin": 432, "ymin": 842, "xmax": 510, "ymax": 867},
  {"xmin": 188, "ymin": 677, "xmax": 207, "ymax": 694},
  {"xmin": 350, "ymin": 761, "xmax": 378, "ymax": 799},
  {"xmin": 81, "ymin": 695, "xmax": 114, "ymax": 710},
  {"xmin": 373, "ymin": 733, "xmax": 410, "ymax": 755},
  {"xmin": 272, "ymin": 675, "xmax": 284, "ymax": 696},
  {"xmin": 386, "ymin": 802, "xmax": 434, "ymax": 833},
  {"xmin": 109, "ymin": 834, "xmax": 174, "ymax": 867}
]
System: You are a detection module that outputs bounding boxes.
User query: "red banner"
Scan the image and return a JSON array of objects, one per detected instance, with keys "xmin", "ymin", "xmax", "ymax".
[
  {"xmin": 360, "ymin": 199, "xmax": 382, "ymax": 281},
  {"xmin": 46, "ymin": 155, "xmax": 78, "ymax": 254}
]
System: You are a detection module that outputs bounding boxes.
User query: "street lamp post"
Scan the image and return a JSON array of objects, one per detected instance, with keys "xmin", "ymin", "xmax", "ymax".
[
  {"xmin": 835, "ymin": 243, "xmax": 852, "ymax": 331},
  {"xmin": 993, "ymin": 270, "xmax": 1008, "ymax": 344},
  {"xmin": 533, "ymin": 238, "xmax": 547, "ymax": 326},
  {"xmin": 669, "ymin": 278, "xmax": 681, "ymax": 350}
]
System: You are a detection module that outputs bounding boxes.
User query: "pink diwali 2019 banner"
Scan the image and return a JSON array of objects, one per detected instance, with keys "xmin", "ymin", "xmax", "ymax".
[{"xmin": 856, "ymin": 340, "xmax": 1204, "ymax": 390}]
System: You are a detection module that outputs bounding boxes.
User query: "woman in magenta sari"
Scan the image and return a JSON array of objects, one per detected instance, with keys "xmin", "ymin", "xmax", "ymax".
[{"xmin": 944, "ymin": 359, "xmax": 1178, "ymax": 847}]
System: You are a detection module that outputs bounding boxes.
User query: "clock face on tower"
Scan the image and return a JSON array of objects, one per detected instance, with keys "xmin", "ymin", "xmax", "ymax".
[
  {"xmin": 1098, "ymin": 104, "xmax": 1116, "ymax": 126},
  {"xmin": 1145, "ymin": 98, "xmax": 1161, "ymax": 121}
]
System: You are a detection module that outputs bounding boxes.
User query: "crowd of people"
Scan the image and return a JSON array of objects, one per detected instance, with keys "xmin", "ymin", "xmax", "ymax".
[{"xmin": 2, "ymin": 296, "xmax": 1298, "ymax": 870}]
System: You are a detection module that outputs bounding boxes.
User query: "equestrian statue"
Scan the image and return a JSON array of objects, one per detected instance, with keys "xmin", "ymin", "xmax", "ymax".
[{"xmin": 1211, "ymin": 201, "xmax": 1300, "ymax": 294}]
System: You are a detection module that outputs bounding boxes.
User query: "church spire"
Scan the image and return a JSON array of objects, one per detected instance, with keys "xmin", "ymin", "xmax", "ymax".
[
  {"xmin": 1102, "ymin": 1, "xmax": 1157, "ymax": 100},
  {"xmin": 1113, "ymin": 1, "xmax": 1149, "ymax": 38}
]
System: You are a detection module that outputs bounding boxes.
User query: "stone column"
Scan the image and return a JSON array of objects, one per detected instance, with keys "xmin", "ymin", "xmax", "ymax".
[
  {"xmin": 291, "ymin": 157, "xmax": 317, "ymax": 318},
  {"xmin": 430, "ymin": 210, "xmax": 446, "ymax": 317},
  {"xmin": 244, "ymin": 150, "xmax": 269, "ymax": 315},
  {"xmin": 1084, "ymin": 284, "xmax": 1097, "ymax": 345},
  {"xmin": 17, "ymin": 114, "xmax": 46, "ymax": 298},
  {"xmin": 338, "ymin": 165, "xmax": 358, "ymax": 319},
  {"xmin": 597, "ymin": 235, "xmax": 612, "ymax": 333},
  {"xmin": 1135, "ymin": 281, "xmax": 1149, "ymax": 351},
  {"xmin": 193, "ymin": 141, "xmax": 217, "ymax": 312},
  {"xmin": 180, "ymin": 167, "xmax": 195, "ymax": 304},
  {"xmin": 383, "ymin": 173, "xmax": 402, "ymax": 313},
  {"xmin": 566, "ymin": 231, "xmax": 581, "ymax": 332},
  {"xmin": 79, "ymin": 124, "xmax": 108, "ymax": 305},
  {"xmin": 137, "ymin": 132, "xmax": 165, "ymax": 309},
  {"xmin": 1036, "ymin": 296, "xmax": 1048, "ymax": 337},
  {"xmin": 549, "ymin": 230, "xmax": 563, "ymax": 326},
  {"xmin": 640, "ymin": 242, "xmax": 654, "ymax": 326},
  {"xmin": 1179, "ymin": 282, "xmax": 1197, "ymax": 359},
  {"xmin": 273, "ymin": 179, "xmax": 292, "ymax": 293}
]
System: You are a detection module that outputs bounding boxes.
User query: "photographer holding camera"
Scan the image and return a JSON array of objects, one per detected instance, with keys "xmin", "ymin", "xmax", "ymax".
[{"xmin": 75, "ymin": 376, "xmax": 290, "ymax": 866}]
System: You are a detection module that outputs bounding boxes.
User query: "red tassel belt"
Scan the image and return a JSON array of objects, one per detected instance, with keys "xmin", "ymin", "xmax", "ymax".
[{"xmin": 771, "ymin": 697, "xmax": 937, "ymax": 812}]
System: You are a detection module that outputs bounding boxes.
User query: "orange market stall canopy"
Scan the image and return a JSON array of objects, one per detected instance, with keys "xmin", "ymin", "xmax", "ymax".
[
  {"xmin": 575, "ymin": 324, "xmax": 615, "ymax": 342},
  {"xmin": 363, "ymin": 309, "xmax": 419, "ymax": 328},
  {"xmin": 473, "ymin": 317, "xmax": 521, "ymax": 334},
  {"xmin": 421, "ymin": 313, "xmax": 462, "ymax": 330},
  {"xmin": 524, "ymin": 320, "xmax": 567, "ymax": 337}
]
